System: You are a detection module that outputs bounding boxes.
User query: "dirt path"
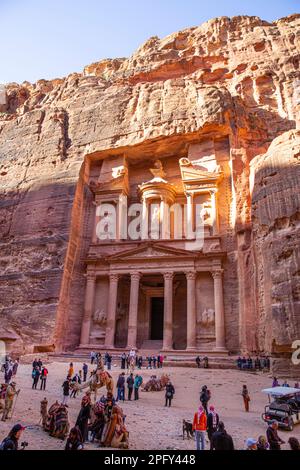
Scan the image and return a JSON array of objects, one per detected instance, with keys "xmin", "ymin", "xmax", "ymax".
[{"xmin": 0, "ymin": 361, "xmax": 299, "ymax": 450}]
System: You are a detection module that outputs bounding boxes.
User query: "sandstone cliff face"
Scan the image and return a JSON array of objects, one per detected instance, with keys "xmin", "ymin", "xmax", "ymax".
[{"xmin": 0, "ymin": 15, "xmax": 299, "ymax": 368}]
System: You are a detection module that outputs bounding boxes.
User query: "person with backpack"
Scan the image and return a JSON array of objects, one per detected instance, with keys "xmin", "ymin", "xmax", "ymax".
[
  {"xmin": 200, "ymin": 385, "xmax": 210, "ymax": 414},
  {"xmin": 165, "ymin": 381, "xmax": 175, "ymax": 407},
  {"xmin": 127, "ymin": 373, "xmax": 134, "ymax": 401},
  {"xmin": 0, "ymin": 424, "xmax": 26, "ymax": 450},
  {"xmin": 32, "ymin": 366, "xmax": 40, "ymax": 390},
  {"xmin": 207, "ymin": 405, "xmax": 219, "ymax": 449},
  {"xmin": 40, "ymin": 366, "xmax": 48, "ymax": 391},
  {"xmin": 116, "ymin": 373, "xmax": 125, "ymax": 402},
  {"xmin": 192, "ymin": 405, "xmax": 207, "ymax": 450}
]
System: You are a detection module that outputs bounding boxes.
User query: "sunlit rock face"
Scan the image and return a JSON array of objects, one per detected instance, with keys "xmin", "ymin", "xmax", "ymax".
[{"xmin": 0, "ymin": 14, "xmax": 299, "ymax": 373}]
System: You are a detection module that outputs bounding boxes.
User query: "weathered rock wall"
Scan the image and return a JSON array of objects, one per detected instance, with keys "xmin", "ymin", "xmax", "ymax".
[{"xmin": 0, "ymin": 15, "xmax": 299, "ymax": 369}]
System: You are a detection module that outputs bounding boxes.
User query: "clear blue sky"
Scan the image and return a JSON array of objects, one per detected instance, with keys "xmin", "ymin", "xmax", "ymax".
[{"xmin": 0, "ymin": 0, "xmax": 299, "ymax": 84}]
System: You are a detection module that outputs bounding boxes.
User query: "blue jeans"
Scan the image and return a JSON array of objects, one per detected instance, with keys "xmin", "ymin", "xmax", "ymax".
[
  {"xmin": 195, "ymin": 430, "xmax": 206, "ymax": 451},
  {"xmin": 117, "ymin": 387, "xmax": 125, "ymax": 401}
]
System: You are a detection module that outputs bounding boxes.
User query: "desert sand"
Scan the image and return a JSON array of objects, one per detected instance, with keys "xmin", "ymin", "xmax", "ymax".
[{"xmin": 1, "ymin": 361, "xmax": 299, "ymax": 450}]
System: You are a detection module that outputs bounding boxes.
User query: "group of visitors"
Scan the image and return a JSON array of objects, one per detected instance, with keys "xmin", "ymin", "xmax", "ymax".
[
  {"xmin": 61, "ymin": 362, "xmax": 90, "ymax": 404},
  {"xmin": 272, "ymin": 377, "xmax": 300, "ymax": 389},
  {"xmin": 195, "ymin": 356, "xmax": 209, "ymax": 369},
  {"xmin": 245, "ymin": 420, "xmax": 300, "ymax": 450},
  {"xmin": 193, "ymin": 386, "xmax": 234, "ymax": 451},
  {"xmin": 116, "ymin": 372, "xmax": 143, "ymax": 401},
  {"xmin": 1, "ymin": 356, "xmax": 19, "ymax": 384},
  {"xmin": 31, "ymin": 358, "xmax": 48, "ymax": 391},
  {"xmin": 237, "ymin": 355, "xmax": 270, "ymax": 371}
]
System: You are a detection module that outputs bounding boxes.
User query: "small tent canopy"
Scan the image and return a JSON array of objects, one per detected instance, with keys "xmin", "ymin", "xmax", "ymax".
[{"xmin": 262, "ymin": 387, "xmax": 300, "ymax": 397}]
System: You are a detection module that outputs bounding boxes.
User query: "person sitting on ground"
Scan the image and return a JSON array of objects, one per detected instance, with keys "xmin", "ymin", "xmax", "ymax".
[
  {"xmin": 288, "ymin": 437, "xmax": 300, "ymax": 451},
  {"xmin": 245, "ymin": 438, "xmax": 257, "ymax": 450},
  {"xmin": 65, "ymin": 427, "xmax": 83, "ymax": 451},
  {"xmin": 211, "ymin": 422, "xmax": 234, "ymax": 450},
  {"xmin": 0, "ymin": 424, "xmax": 26, "ymax": 450},
  {"xmin": 257, "ymin": 435, "xmax": 269, "ymax": 450}
]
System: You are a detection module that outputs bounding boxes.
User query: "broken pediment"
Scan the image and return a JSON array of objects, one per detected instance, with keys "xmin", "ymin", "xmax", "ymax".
[{"xmin": 179, "ymin": 157, "xmax": 223, "ymax": 191}]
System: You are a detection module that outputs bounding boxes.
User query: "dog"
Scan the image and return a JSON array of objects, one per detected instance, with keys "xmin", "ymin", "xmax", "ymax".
[{"xmin": 182, "ymin": 419, "xmax": 194, "ymax": 439}]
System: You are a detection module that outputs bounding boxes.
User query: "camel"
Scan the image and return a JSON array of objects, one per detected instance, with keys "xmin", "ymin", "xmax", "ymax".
[{"xmin": 71, "ymin": 369, "xmax": 114, "ymax": 402}]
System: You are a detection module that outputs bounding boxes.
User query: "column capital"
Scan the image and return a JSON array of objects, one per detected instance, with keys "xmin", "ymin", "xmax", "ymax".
[
  {"xmin": 163, "ymin": 272, "xmax": 174, "ymax": 281},
  {"xmin": 212, "ymin": 269, "xmax": 224, "ymax": 279},
  {"xmin": 130, "ymin": 271, "xmax": 141, "ymax": 282},
  {"xmin": 109, "ymin": 273, "xmax": 119, "ymax": 282},
  {"xmin": 185, "ymin": 271, "xmax": 196, "ymax": 281},
  {"xmin": 86, "ymin": 272, "xmax": 96, "ymax": 282}
]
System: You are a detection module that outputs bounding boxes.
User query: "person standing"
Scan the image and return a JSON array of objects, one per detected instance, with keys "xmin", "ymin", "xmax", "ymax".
[
  {"xmin": 68, "ymin": 363, "xmax": 74, "ymax": 378},
  {"xmin": 134, "ymin": 374, "xmax": 143, "ymax": 401},
  {"xmin": 121, "ymin": 353, "xmax": 126, "ymax": 370},
  {"xmin": 272, "ymin": 377, "xmax": 279, "ymax": 387},
  {"xmin": 32, "ymin": 366, "xmax": 40, "ymax": 390},
  {"xmin": 116, "ymin": 373, "xmax": 125, "ymax": 402},
  {"xmin": 90, "ymin": 351, "xmax": 95, "ymax": 365},
  {"xmin": 266, "ymin": 420, "xmax": 285, "ymax": 450},
  {"xmin": 242, "ymin": 385, "xmax": 250, "ymax": 412},
  {"xmin": 4, "ymin": 366, "xmax": 12, "ymax": 385},
  {"xmin": 75, "ymin": 393, "xmax": 91, "ymax": 443},
  {"xmin": 82, "ymin": 363, "xmax": 88, "ymax": 382},
  {"xmin": 106, "ymin": 354, "xmax": 112, "ymax": 371},
  {"xmin": 192, "ymin": 406, "xmax": 207, "ymax": 451},
  {"xmin": 40, "ymin": 366, "xmax": 48, "ymax": 391},
  {"xmin": 127, "ymin": 373, "xmax": 134, "ymax": 401},
  {"xmin": 12, "ymin": 359, "xmax": 19, "ymax": 377},
  {"xmin": 165, "ymin": 381, "xmax": 175, "ymax": 407},
  {"xmin": 138, "ymin": 356, "xmax": 143, "ymax": 369},
  {"xmin": 1, "ymin": 382, "xmax": 20, "ymax": 422},
  {"xmin": 211, "ymin": 422, "xmax": 234, "ymax": 450},
  {"xmin": 37, "ymin": 358, "xmax": 43, "ymax": 371},
  {"xmin": 207, "ymin": 405, "xmax": 219, "ymax": 449},
  {"xmin": 196, "ymin": 356, "xmax": 201, "ymax": 368},
  {"xmin": 62, "ymin": 377, "xmax": 71, "ymax": 405},
  {"xmin": 200, "ymin": 385, "xmax": 210, "ymax": 414}
]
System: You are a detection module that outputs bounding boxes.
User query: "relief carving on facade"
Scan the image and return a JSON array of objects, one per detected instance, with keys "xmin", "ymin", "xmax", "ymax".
[{"xmin": 198, "ymin": 308, "xmax": 215, "ymax": 327}]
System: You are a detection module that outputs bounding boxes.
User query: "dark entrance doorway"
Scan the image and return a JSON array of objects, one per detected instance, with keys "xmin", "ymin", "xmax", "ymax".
[{"xmin": 150, "ymin": 297, "xmax": 164, "ymax": 340}]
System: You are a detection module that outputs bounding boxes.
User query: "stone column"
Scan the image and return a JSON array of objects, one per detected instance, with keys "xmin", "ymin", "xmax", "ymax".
[
  {"xmin": 212, "ymin": 269, "xmax": 226, "ymax": 351},
  {"xmin": 186, "ymin": 271, "xmax": 197, "ymax": 350},
  {"xmin": 160, "ymin": 199, "xmax": 170, "ymax": 239},
  {"xmin": 162, "ymin": 272, "xmax": 174, "ymax": 350},
  {"xmin": 104, "ymin": 273, "xmax": 119, "ymax": 348},
  {"xmin": 186, "ymin": 193, "xmax": 194, "ymax": 239},
  {"xmin": 141, "ymin": 197, "xmax": 149, "ymax": 240},
  {"xmin": 80, "ymin": 273, "xmax": 96, "ymax": 346},
  {"xmin": 210, "ymin": 190, "xmax": 218, "ymax": 235},
  {"xmin": 127, "ymin": 272, "xmax": 141, "ymax": 349}
]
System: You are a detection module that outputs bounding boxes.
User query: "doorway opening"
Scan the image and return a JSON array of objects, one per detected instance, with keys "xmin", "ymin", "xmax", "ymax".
[{"xmin": 150, "ymin": 297, "xmax": 164, "ymax": 340}]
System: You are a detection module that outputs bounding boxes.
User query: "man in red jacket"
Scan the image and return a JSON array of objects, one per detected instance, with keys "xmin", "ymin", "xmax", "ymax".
[{"xmin": 192, "ymin": 406, "xmax": 207, "ymax": 450}]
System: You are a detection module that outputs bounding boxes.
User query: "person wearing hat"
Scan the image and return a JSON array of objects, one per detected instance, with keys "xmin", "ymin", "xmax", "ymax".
[
  {"xmin": 266, "ymin": 420, "xmax": 285, "ymax": 450},
  {"xmin": 245, "ymin": 438, "xmax": 257, "ymax": 450},
  {"xmin": 1, "ymin": 382, "xmax": 20, "ymax": 421},
  {"xmin": 0, "ymin": 424, "xmax": 26, "ymax": 450}
]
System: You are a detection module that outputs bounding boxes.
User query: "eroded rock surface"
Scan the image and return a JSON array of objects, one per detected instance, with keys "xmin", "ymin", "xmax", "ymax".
[{"xmin": 0, "ymin": 15, "xmax": 299, "ymax": 373}]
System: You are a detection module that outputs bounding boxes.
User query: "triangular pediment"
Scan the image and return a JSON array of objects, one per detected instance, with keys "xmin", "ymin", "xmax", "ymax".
[{"xmin": 106, "ymin": 242, "xmax": 197, "ymax": 262}]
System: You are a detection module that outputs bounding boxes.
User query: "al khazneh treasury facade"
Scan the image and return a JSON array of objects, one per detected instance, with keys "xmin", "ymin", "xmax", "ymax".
[{"xmin": 74, "ymin": 141, "xmax": 232, "ymax": 354}]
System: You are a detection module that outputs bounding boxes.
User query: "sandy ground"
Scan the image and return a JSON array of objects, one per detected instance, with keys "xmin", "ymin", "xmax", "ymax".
[{"xmin": 0, "ymin": 361, "xmax": 300, "ymax": 450}]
